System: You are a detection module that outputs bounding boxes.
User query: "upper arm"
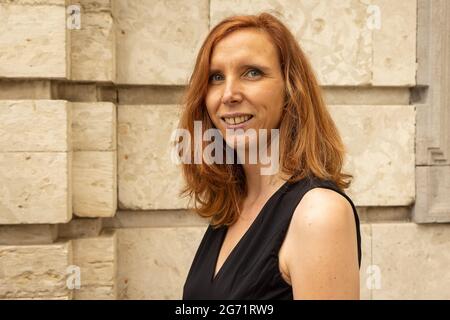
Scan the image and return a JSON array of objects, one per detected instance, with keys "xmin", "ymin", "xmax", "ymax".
[{"xmin": 284, "ymin": 187, "xmax": 360, "ymax": 300}]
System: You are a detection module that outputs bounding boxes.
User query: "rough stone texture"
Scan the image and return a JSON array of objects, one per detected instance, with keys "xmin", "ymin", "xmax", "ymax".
[
  {"xmin": 0, "ymin": 152, "xmax": 72, "ymax": 224},
  {"xmin": 210, "ymin": 0, "xmax": 416, "ymax": 86},
  {"xmin": 0, "ymin": 241, "xmax": 73, "ymax": 299},
  {"xmin": 414, "ymin": 166, "xmax": 450, "ymax": 223},
  {"xmin": 0, "ymin": 225, "xmax": 58, "ymax": 245},
  {"xmin": 372, "ymin": 0, "xmax": 417, "ymax": 86},
  {"xmin": 58, "ymin": 217, "xmax": 103, "ymax": 239},
  {"xmin": 114, "ymin": 0, "xmax": 209, "ymax": 85},
  {"xmin": 415, "ymin": 0, "xmax": 450, "ymax": 167},
  {"xmin": 0, "ymin": 0, "xmax": 70, "ymax": 79},
  {"xmin": 414, "ymin": 0, "xmax": 450, "ymax": 222},
  {"xmin": 0, "ymin": 100, "xmax": 71, "ymax": 152},
  {"xmin": 0, "ymin": 100, "xmax": 72, "ymax": 224},
  {"xmin": 71, "ymin": 102, "xmax": 116, "ymax": 151},
  {"xmin": 69, "ymin": 0, "xmax": 116, "ymax": 82},
  {"xmin": 118, "ymin": 104, "xmax": 189, "ymax": 210},
  {"xmin": 116, "ymin": 226, "xmax": 206, "ymax": 299},
  {"xmin": 371, "ymin": 222, "xmax": 450, "ymax": 299},
  {"xmin": 72, "ymin": 229, "xmax": 117, "ymax": 299},
  {"xmin": 72, "ymin": 151, "xmax": 117, "ymax": 218},
  {"xmin": 330, "ymin": 105, "xmax": 416, "ymax": 206}
]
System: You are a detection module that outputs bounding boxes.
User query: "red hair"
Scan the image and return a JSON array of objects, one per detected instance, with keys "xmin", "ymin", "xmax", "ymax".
[{"xmin": 176, "ymin": 12, "xmax": 353, "ymax": 228}]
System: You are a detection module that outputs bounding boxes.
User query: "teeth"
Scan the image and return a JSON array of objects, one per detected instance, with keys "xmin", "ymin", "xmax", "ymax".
[{"xmin": 223, "ymin": 115, "xmax": 252, "ymax": 125}]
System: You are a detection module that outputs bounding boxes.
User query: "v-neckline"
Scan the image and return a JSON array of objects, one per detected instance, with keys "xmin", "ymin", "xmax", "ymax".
[{"xmin": 211, "ymin": 180, "xmax": 290, "ymax": 283}]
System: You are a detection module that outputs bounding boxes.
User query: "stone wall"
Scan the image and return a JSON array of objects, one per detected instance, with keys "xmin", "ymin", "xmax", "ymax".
[{"xmin": 0, "ymin": 0, "xmax": 449, "ymax": 300}]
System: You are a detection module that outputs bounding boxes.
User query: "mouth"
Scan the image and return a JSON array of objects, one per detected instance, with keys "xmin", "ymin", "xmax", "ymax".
[{"xmin": 220, "ymin": 114, "xmax": 254, "ymax": 127}]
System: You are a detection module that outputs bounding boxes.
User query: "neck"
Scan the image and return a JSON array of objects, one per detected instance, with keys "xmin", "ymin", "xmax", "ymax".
[{"xmin": 238, "ymin": 138, "xmax": 288, "ymax": 205}]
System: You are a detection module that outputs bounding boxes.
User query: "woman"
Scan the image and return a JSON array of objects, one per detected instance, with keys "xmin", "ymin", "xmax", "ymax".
[{"xmin": 178, "ymin": 12, "xmax": 362, "ymax": 300}]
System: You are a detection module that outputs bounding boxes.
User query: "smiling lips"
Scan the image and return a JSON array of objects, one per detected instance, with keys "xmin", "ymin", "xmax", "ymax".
[{"xmin": 221, "ymin": 114, "xmax": 253, "ymax": 125}]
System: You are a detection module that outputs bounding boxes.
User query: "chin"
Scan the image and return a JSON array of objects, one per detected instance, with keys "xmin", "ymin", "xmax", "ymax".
[{"xmin": 225, "ymin": 135, "xmax": 259, "ymax": 151}]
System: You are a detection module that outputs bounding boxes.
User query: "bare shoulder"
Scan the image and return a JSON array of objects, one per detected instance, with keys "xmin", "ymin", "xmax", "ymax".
[
  {"xmin": 280, "ymin": 187, "xmax": 360, "ymax": 299},
  {"xmin": 292, "ymin": 187, "xmax": 355, "ymax": 231}
]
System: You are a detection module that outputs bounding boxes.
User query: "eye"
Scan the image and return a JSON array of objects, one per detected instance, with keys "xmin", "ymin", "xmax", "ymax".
[
  {"xmin": 209, "ymin": 73, "xmax": 223, "ymax": 83},
  {"xmin": 208, "ymin": 68, "xmax": 263, "ymax": 83},
  {"xmin": 245, "ymin": 68, "xmax": 263, "ymax": 78}
]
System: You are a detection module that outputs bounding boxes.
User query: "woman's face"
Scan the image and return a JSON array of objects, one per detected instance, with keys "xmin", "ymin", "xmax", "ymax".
[{"xmin": 205, "ymin": 28, "xmax": 285, "ymax": 151}]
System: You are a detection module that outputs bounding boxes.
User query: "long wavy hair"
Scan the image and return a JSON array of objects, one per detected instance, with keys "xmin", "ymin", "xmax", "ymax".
[{"xmin": 176, "ymin": 12, "xmax": 353, "ymax": 228}]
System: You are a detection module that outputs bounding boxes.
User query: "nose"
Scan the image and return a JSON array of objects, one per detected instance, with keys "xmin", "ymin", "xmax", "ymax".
[{"xmin": 221, "ymin": 77, "xmax": 243, "ymax": 106}]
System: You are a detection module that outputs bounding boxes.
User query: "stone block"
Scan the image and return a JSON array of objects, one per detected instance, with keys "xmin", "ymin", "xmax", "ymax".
[
  {"xmin": 72, "ymin": 102, "xmax": 116, "ymax": 151},
  {"xmin": 0, "ymin": 100, "xmax": 71, "ymax": 152},
  {"xmin": 330, "ymin": 105, "xmax": 416, "ymax": 206},
  {"xmin": 0, "ymin": 0, "xmax": 70, "ymax": 79},
  {"xmin": 371, "ymin": 222, "xmax": 450, "ymax": 299},
  {"xmin": 69, "ymin": 0, "xmax": 116, "ymax": 82},
  {"xmin": 0, "ymin": 241, "xmax": 73, "ymax": 299},
  {"xmin": 414, "ymin": 166, "xmax": 450, "ymax": 223},
  {"xmin": 72, "ymin": 229, "xmax": 117, "ymax": 299},
  {"xmin": 73, "ymin": 151, "xmax": 117, "ymax": 218},
  {"xmin": 372, "ymin": 0, "xmax": 417, "ymax": 85},
  {"xmin": 118, "ymin": 104, "xmax": 189, "ymax": 210},
  {"xmin": 114, "ymin": 0, "xmax": 209, "ymax": 85},
  {"xmin": 0, "ymin": 152, "xmax": 72, "ymax": 224}
]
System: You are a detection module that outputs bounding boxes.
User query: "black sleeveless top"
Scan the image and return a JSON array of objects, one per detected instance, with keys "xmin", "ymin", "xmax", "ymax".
[{"xmin": 182, "ymin": 176, "xmax": 362, "ymax": 300}]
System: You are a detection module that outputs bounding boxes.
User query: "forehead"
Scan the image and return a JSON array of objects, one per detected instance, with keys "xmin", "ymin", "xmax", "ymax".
[{"xmin": 210, "ymin": 29, "xmax": 279, "ymax": 67}]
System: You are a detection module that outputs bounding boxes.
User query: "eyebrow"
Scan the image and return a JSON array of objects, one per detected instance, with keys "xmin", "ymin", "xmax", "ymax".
[{"xmin": 208, "ymin": 63, "xmax": 271, "ymax": 75}]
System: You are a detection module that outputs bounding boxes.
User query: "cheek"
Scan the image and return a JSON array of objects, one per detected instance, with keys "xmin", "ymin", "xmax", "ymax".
[
  {"xmin": 205, "ymin": 93, "xmax": 221, "ymax": 126},
  {"xmin": 205, "ymin": 92, "xmax": 215, "ymax": 113},
  {"xmin": 256, "ymin": 88, "xmax": 284, "ymax": 127}
]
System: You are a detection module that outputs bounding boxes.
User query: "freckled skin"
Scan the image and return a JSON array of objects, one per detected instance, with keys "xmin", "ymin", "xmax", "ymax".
[{"xmin": 205, "ymin": 28, "xmax": 285, "ymax": 150}]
